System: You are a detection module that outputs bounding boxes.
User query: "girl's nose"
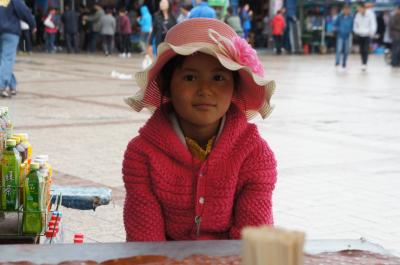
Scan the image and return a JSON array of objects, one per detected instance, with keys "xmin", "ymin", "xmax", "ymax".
[{"xmin": 196, "ymin": 81, "xmax": 212, "ymax": 96}]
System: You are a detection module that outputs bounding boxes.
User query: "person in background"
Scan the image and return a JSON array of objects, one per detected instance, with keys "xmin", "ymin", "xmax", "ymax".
[
  {"xmin": 325, "ymin": 6, "xmax": 338, "ymax": 53},
  {"xmin": 224, "ymin": 6, "xmax": 243, "ymax": 37},
  {"xmin": 79, "ymin": 5, "xmax": 91, "ymax": 52},
  {"xmin": 271, "ymin": 9, "xmax": 286, "ymax": 55},
  {"xmin": 334, "ymin": 5, "xmax": 353, "ymax": 70},
  {"xmin": 148, "ymin": 0, "xmax": 176, "ymax": 58},
  {"xmin": 0, "ymin": 0, "xmax": 36, "ymax": 97},
  {"xmin": 353, "ymin": 2, "xmax": 377, "ymax": 71},
  {"xmin": 389, "ymin": 5, "xmax": 400, "ymax": 67},
  {"xmin": 117, "ymin": 8, "xmax": 132, "ymax": 58},
  {"xmin": 62, "ymin": 5, "xmax": 80, "ymax": 53},
  {"xmin": 138, "ymin": 5, "xmax": 152, "ymax": 53},
  {"xmin": 262, "ymin": 10, "xmax": 270, "ymax": 48},
  {"xmin": 383, "ymin": 10, "xmax": 392, "ymax": 49},
  {"xmin": 240, "ymin": 3, "xmax": 252, "ymax": 41},
  {"xmin": 100, "ymin": 7, "xmax": 116, "ymax": 56},
  {"xmin": 35, "ymin": 8, "xmax": 45, "ymax": 48},
  {"xmin": 188, "ymin": 0, "xmax": 216, "ymax": 19},
  {"xmin": 44, "ymin": 7, "xmax": 58, "ymax": 53},
  {"xmin": 19, "ymin": 20, "xmax": 32, "ymax": 53},
  {"xmin": 177, "ymin": 4, "xmax": 191, "ymax": 23},
  {"xmin": 123, "ymin": 18, "xmax": 276, "ymax": 241},
  {"xmin": 85, "ymin": 4, "xmax": 105, "ymax": 53}
]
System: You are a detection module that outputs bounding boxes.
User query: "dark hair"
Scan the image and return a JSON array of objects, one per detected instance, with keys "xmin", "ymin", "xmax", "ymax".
[
  {"xmin": 158, "ymin": 55, "xmax": 186, "ymax": 99},
  {"xmin": 227, "ymin": 6, "xmax": 233, "ymax": 15}
]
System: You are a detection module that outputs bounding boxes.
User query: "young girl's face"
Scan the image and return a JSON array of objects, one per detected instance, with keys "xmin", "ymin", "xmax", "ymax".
[{"xmin": 169, "ymin": 53, "xmax": 234, "ymax": 133}]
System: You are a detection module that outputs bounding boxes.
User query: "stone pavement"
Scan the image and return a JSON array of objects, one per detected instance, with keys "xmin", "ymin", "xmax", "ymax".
[{"xmin": 3, "ymin": 52, "xmax": 400, "ymax": 254}]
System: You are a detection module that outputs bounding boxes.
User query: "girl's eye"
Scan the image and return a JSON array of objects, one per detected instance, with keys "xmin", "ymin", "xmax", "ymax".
[
  {"xmin": 183, "ymin": 75, "xmax": 196, "ymax": 81},
  {"xmin": 213, "ymin": 75, "xmax": 225, "ymax": 81}
]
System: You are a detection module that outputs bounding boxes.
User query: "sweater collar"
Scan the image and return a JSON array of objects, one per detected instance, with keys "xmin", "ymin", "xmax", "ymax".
[{"xmin": 139, "ymin": 104, "xmax": 248, "ymax": 165}]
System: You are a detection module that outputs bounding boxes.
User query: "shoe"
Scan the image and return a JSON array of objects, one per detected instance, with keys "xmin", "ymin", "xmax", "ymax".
[
  {"xmin": 10, "ymin": 90, "xmax": 17, "ymax": 96},
  {"xmin": 1, "ymin": 90, "xmax": 9, "ymax": 98},
  {"xmin": 119, "ymin": 53, "xmax": 126, "ymax": 58},
  {"xmin": 127, "ymin": 53, "xmax": 131, "ymax": 58},
  {"xmin": 361, "ymin": 64, "xmax": 367, "ymax": 72}
]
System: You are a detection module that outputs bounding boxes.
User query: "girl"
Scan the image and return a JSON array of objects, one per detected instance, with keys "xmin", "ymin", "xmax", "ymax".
[{"xmin": 123, "ymin": 18, "xmax": 277, "ymax": 241}]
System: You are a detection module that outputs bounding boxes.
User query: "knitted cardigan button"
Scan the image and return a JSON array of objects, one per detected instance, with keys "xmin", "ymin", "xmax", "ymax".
[{"xmin": 199, "ymin": 197, "xmax": 205, "ymax": 204}]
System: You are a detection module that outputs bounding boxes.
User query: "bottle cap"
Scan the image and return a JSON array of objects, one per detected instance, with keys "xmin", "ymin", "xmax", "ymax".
[
  {"xmin": 74, "ymin": 233, "xmax": 84, "ymax": 244},
  {"xmin": 11, "ymin": 136, "xmax": 21, "ymax": 144},
  {"xmin": 6, "ymin": 139, "xmax": 16, "ymax": 147},
  {"xmin": 30, "ymin": 163, "xmax": 40, "ymax": 170},
  {"xmin": 16, "ymin": 133, "xmax": 28, "ymax": 141}
]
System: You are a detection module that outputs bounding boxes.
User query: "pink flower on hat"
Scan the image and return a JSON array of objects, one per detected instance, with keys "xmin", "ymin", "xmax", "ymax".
[
  {"xmin": 231, "ymin": 37, "xmax": 265, "ymax": 77},
  {"xmin": 209, "ymin": 29, "xmax": 265, "ymax": 77}
]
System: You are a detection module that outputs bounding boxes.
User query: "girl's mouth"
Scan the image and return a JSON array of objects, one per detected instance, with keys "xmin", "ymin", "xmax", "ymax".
[{"xmin": 193, "ymin": 104, "xmax": 217, "ymax": 110}]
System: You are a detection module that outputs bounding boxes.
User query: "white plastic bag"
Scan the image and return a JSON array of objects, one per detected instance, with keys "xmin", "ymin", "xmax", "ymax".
[{"xmin": 44, "ymin": 15, "xmax": 55, "ymax": 28}]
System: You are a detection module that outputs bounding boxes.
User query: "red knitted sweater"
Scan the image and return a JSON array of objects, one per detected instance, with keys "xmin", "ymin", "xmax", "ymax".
[{"xmin": 122, "ymin": 105, "xmax": 277, "ymax": 241}]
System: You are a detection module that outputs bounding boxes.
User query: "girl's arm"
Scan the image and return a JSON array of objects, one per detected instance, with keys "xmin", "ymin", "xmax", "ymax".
[
  {"xmin": 123, "ymin": 140, "xmax": 166, "ymax": 241},
  {"xmin": 229, "ymin": 141, "xmax": 277, "ymax": 239}
]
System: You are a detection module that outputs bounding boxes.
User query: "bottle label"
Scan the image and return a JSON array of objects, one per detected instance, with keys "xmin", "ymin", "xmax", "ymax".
[{"xmin": 1, "ymin": 155, "xmax": 20, "ymax": 210}]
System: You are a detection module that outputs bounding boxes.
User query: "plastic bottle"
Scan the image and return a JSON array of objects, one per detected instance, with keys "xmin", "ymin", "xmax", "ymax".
[
  {"xmin": 0, "ymin": 108, "xmax": 5, "ymax": 204},
  {"xmin": 34, "ymin": 155, "xmax": 52, "ymax": 210},
  {"xmin": 12, "ymin": 135, "xmax": 27, "ymax": 163},
  {"xmin": 16, "ymin": 133, "xmax": 32, "ymax": 164},
  {"xmin": 36, "ymin": 155, "xmax": 52, "ymax": 179},
  {"xmin": 1, "ymin": 139, "xmax": 21, "ymax": 210},
  {"xmin": 0, "ymin": 108, "xmax": 6, "ymax": 155},
  {"xmin": 22, "ymin": 162, "xmax": 43, "ymax": 234},
  {"xmin": 2, "ymin": 107, "xmax": 13, "ymax": 139},
  {"xmin": 74, "ymin": 233, "xmax": 84, "ymax": 244}
]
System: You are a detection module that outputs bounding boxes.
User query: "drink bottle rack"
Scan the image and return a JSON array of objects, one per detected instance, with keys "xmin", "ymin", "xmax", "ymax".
[{"xmin": 0, "ymin": 185, "xmax": 62, "ymax": 244}]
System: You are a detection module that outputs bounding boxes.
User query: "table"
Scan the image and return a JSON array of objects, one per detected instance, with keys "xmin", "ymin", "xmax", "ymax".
[{"xmin": 0, "ymin": 239, "xmax": 392, "ymax": 264}]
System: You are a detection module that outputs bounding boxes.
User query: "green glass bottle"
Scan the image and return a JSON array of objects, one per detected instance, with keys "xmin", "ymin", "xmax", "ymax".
[
  {"xmin": 1, "ymin": 139, "xmax": 21, "ymax": 210},
  {"xmin": 23, "ymin": 163, "xmax": 43, "ymax": 234}
]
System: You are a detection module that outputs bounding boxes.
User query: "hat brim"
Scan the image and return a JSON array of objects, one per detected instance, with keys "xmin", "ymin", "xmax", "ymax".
[{"xmin": 125, "ymin": 42, "xmax": 275, "ymax": 120}]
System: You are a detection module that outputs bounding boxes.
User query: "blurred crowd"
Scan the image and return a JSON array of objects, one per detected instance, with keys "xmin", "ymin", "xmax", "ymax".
[{"xmin": 12, "ymin": 0, "xmax": 400, "ymax": 68}]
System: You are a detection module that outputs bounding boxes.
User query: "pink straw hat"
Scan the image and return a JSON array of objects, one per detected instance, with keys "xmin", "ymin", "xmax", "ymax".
[{"xmin": 125, "ymin": 18, "xmax": 275, "ymax": 119}]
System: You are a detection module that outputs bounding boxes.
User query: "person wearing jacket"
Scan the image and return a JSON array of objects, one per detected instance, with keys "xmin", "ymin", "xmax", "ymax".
[
  {"xmin": 271, "ymin": 9, "xmax": 286, "ymax": 55},
  {"xmin": 188, "ymin": 0, "xmax": 216, "ymax": 19},
  {"xmin": 389, "ymin": 5, "xmax": 400, "ymax": 67},
  {"xmin": 84, "ymin": 4, "xmax": 104, "ymax": 53},
  {"xmin": 0, "ymin": 0, "xmax": 36, "ymax": 97},
  {"xmin": 225, "ymin": 6, "xmax": 243, "ymax": 37},
  {"xmin": 240, "ymin": 4, "xmax": 252, "ymax": 41},
  {"xmin": 334, "ymin": 5, "xmax": 353, "ymax": 69},
  {"xmin": 61, "ymin": 5, "xmax": 80, "ymax": 53},
  {"xmin": 100, "ymin": 8, "xmax": 116, "ymax": 56},
  {"xmin": 44, "ymin": 7, "xmax": 58, "ymax": 53},
  {"xmin": 353, "ymin": 2, "xmax": 377, "ymax": 71},
  {"xmin": 117, "ymin": 8, "xmax": 132, "ymax": 58},
  {"xmin": 138, "ymin": 5, "xmax": 152, "ymax": 53},
  {"xmin": 148, "ymin": 0, "xmax": 176, "ymax": 58}
]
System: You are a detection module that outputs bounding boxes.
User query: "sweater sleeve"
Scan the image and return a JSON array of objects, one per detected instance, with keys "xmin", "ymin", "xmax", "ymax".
[
  {"xmin": 123, "ymin": 139, "xmax": 166, "ymax": 241},
  {"xmin": 12, "ymin": 0, "xmax": 36, "ymax": 29},
  {"xmin": 229, "ymin": 140, "xmax": 277, "ymax": 239}
]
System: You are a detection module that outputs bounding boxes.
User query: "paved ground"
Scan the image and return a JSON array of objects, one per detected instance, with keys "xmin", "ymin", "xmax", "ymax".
[{"xmin": 3, "ymin": 52, "xmax": 400, "ymax": 254}]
